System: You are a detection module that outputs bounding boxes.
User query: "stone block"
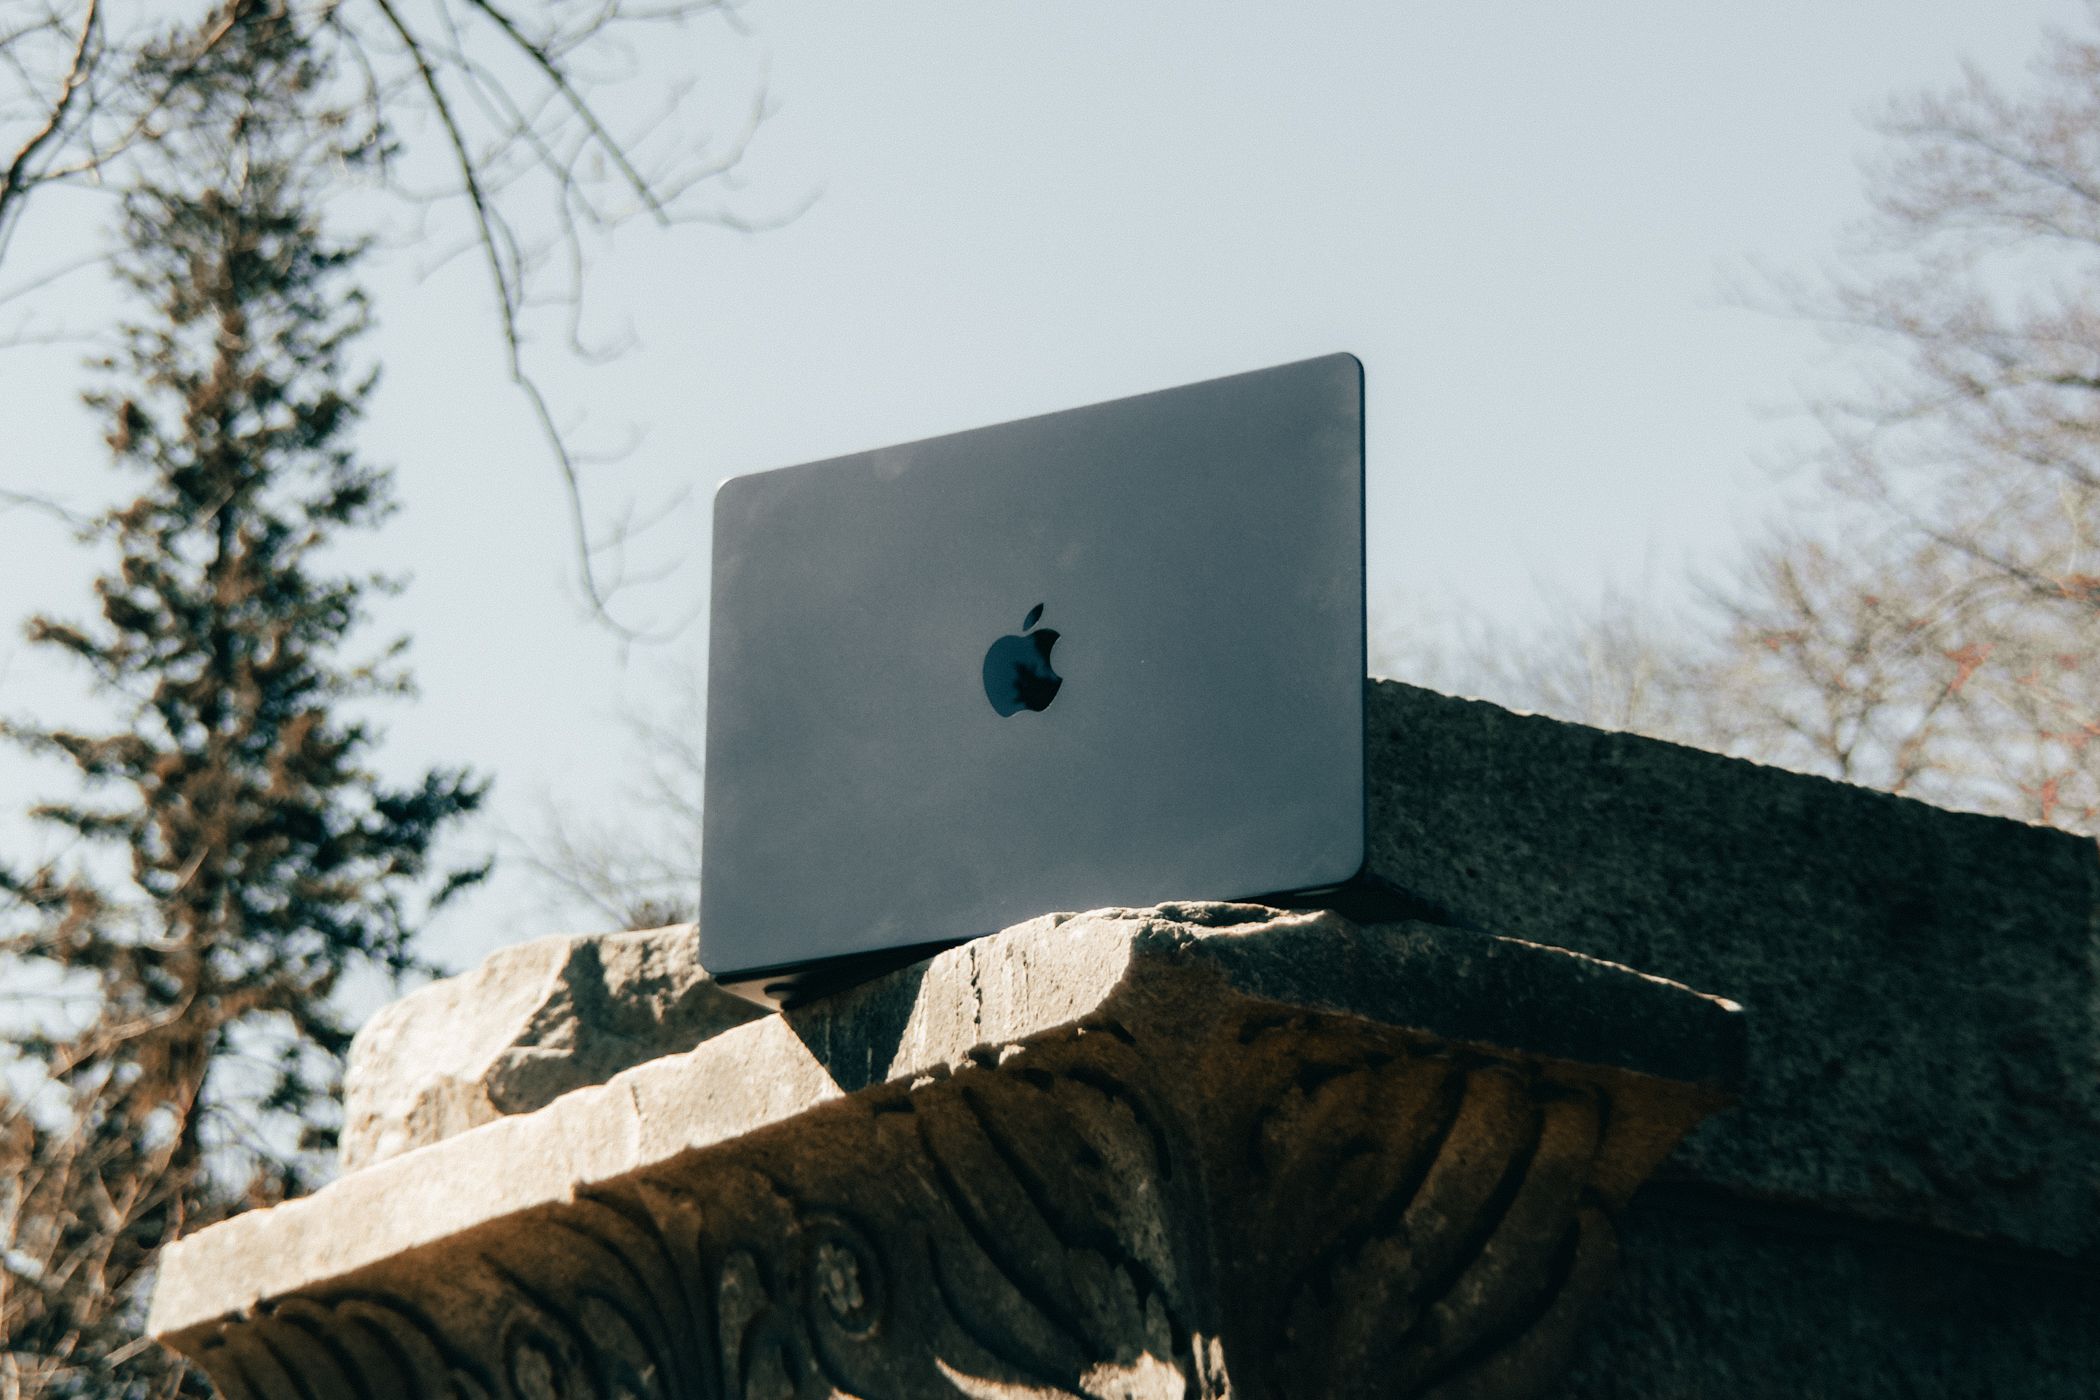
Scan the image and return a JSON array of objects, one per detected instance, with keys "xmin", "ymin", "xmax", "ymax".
[
  {"xmin": 1561, "ymin": 1185, "xmax": 2100, "ymax": 1398},
  {"xmin": 1364, "ymin": 679, "xmax": 2100, "ymax": 1260},
  {"xmin": 340, "ymin": 922, "xmax": 766, "ymax": 1171}
]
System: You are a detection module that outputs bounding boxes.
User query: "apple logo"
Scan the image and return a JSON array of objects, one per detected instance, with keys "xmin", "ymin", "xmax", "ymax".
[{"xmin": 982, "ymin": 603, "xmax": 1063, "ymax": 716}]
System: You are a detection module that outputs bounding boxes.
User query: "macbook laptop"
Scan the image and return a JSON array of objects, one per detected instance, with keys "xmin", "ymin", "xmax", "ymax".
[{"xmin": 701, "ymin": 352, "xmax": 1367, "ymax": 1005}]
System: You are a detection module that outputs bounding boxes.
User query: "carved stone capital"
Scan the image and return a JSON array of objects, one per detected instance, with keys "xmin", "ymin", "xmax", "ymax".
[{"xmin": 149, "ymin": 905, "xmax": 1742, "ymax": 1399}]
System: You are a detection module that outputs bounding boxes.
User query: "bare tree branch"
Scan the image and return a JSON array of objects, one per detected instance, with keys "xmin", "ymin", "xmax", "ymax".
[
  {"xmin": 0, "ymin": 0, "xmax": 95, "ymax": 261},
  {"xmin": 0, "ymin": 0, "xmax": 792, "ymax": 639},
  {"xmin": 0, "ymin": 489, "xmax": 86, "ymax": 529}
]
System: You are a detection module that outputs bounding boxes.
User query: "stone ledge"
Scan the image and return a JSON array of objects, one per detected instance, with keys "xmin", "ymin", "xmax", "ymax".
[
  {"xmin": 785, "ymin": 902, "xmax": 1744, "ymax": 1097},
  {"xmin": 148, "ymin": 904, "xmax": 1742, "ymax": 1398}
]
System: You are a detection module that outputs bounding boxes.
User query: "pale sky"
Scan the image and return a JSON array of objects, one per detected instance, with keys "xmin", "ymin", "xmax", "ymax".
[{"xmin": 0, "ymin": 2, "xmax": 2085, "ymax": 981}]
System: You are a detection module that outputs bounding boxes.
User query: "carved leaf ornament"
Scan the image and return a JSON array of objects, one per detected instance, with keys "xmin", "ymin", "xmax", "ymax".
[{"xmin": 186, "ymin": 1020, "xmax": 1658, "ymax": 1400}]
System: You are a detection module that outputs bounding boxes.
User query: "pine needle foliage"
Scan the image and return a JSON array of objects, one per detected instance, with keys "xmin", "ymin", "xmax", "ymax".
[{"xmin": 0, "ymin": 9, "xmax": 486, "ymax": 1394}]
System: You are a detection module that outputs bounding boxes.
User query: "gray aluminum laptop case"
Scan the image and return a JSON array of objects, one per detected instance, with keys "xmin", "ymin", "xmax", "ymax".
[{"xmin": 701, "ymin": 353, "xmax": 1366, "ymax": 1005}]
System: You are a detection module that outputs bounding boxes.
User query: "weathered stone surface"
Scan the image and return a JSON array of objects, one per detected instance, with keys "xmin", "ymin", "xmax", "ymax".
[
  {"xmin": 1365, "ymin": 679, "xmax": 2100, "ymax": 1260},
  {"xmin": 150, "ymin": 904, "xmax": 1741, "ymax": 1399},
  {"xmin": 1560, "ymin": 1186, "xmax": 2100, "ymax": 1398},
  {"xmin": 340, "ymin": 922, "xmax": 766, "ymax": 1171}
]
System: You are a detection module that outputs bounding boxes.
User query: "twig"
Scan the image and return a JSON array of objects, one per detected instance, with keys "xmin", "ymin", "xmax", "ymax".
[
  {"xmin": 370, "ymin": 0, "xmax": 664, "ymax": 639},
  {"xmin": 0, "ymin": 0, "xmax": 96, "ymax": 260}
]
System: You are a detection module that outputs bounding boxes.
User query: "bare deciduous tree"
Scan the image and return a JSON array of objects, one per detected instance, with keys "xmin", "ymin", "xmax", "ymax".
[
  {"xmin": 516, "ymin": 663, "xmax": 704, "ymax": 931},
  {"xmin": 1413, "ymin": 6, "xmax": 2100, "ymax": 835},
  {"xmin": 2, "ymin": 0, "xmax": 781, "ymax": 635},
  {"xmin": 1376, "ymin": 585, "xmax": 1699, "ymax": 739}
]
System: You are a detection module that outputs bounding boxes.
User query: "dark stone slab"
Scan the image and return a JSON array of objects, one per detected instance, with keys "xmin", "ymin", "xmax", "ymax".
[
  {"xmin": 1559, "ymin": 1188, "xmax": 2100, "ymax": 1399},
  {"xmin": 1366, "ymin": 679, "xmax": 2100, "ymax": 1260}
]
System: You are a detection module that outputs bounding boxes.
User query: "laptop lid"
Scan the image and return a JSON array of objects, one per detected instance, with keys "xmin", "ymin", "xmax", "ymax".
[{"xmin": 701, "ymin": 353, "xmax": 1365, "ymax": 997}]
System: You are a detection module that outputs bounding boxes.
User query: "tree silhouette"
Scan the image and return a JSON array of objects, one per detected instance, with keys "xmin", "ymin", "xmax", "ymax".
[
  {"xmin": 0, "ymin": 12, "xmax": 484, "ymax": 1393},
  {"xmin": 1416, "ymin": 9, "xmax": 2100, "ymax": 835}
]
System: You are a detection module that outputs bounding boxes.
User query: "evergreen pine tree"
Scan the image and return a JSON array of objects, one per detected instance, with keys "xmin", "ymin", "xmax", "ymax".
[{"xmin": 0, "ymin": 10, "xmax": 485, "ymax": 1393}]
